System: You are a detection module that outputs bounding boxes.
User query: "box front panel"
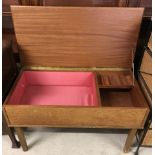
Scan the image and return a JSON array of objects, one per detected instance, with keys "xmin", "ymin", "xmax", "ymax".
[{"xmin": 4, "ymin": 106, "xmax": 148, "ymax": 128}]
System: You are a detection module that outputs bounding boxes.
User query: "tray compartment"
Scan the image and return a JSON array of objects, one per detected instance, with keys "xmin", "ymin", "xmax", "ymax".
[
  {"xmin": 97, "ymin": 71, "xmax": 133, "ymax": 89},
  {"xmin": 7, "ymin": 71, "xmax": 99, "ymax": 106},
  {"xmin": 100, "ymin": 86, "xmax": 147, "ymax": 107}
]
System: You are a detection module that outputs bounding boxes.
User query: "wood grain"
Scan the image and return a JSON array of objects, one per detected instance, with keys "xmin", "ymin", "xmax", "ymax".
[
  {"xmin": 44, "ymin": 0, "xmax": 128, "ymax": 7},
  {"xmin": 100, "ymin": 79, "xmax": 149, "ymax": 111},
  {"xmin": 19, "ymin": 0, "xmax": 43, "ymax": 5},
  {"xmin": 4, "ymin": 105, "xmax": 148, "ymax": 129},
  {"xmin": 11, "ymin": 6, "xmax": 143, "ymax": 68},
  {"xmin": 97, "ymin": 70, "xmax": 133, "ymax": 88}
]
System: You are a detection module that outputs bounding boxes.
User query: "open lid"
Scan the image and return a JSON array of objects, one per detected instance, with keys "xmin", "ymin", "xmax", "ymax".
[{"xmin": 11, "ymin": 6, "xmax": 143, "ymax": 69}]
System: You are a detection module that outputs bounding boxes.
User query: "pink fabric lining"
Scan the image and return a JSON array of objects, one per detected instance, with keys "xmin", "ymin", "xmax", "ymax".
[{"xmin": 8, "ymin": 71, "xmax": 99, "ymax": 106}]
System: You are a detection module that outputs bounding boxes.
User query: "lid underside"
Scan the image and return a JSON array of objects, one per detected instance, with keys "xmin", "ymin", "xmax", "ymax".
[{"xmin": 11, "ymin": 6, "xmax": 143, "ymax": 68}]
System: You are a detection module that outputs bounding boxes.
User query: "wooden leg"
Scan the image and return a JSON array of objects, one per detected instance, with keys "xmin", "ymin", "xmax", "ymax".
[
  {"xmin": 15, "ymin": 127, "xmax": 28, "ymax": 151},
  {"xmin": 7, "ymin": 127, "xmax": 21, "ymax": 148},
  {"xmin": 2, "ymin": 113, "xmax": 20, "ymax": 148},
  {"xmin": 123, "ymin": 129, "xmax": 137, "ymax": 153}
]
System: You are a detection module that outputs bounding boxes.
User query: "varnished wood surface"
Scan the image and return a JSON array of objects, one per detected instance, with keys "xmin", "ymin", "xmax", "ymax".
[
  {"xmin": 15, "ymin": 127, "xmax": 28, "ymax": 151},
  {"xmin": 100, "ymin": 80, "xmax": 149, "ymax": 107},
  {"xmin": 3, "ymin": 68, "xmax": 149, "ymax": 129},
  {"xmin": 4, "ymin": 105, "xmax": 148, "ymax": 129},
  {"xmin": 2, "ymin": 112, "xmax": 20, "ymax": 148},
  {"xmin": 97, "ymin": 70, "xmax": 133, "ymax": 88},
  {"xmin": 44, "ymin": 0, "xmax": 128, "ymax": 7},
  {"xmin": 11, "ymin": 6, "xmax": 143, "ymax": 68},
  {"xmin": 123, "ymin": 129, "xmax": 137, "ymax": 153}
]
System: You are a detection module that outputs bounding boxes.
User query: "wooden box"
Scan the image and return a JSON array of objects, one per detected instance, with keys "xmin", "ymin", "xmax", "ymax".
[{"xmin": 3, "ymin": 6, "xmax": 149, "ymax": 152}]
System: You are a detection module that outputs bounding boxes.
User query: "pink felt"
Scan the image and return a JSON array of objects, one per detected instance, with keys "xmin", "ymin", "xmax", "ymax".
[
  {"xmin": 24, "ymin": 71, "xmax": 93, "ymax": 86},
  {"xmin": 8, "ymin": 71, "xmax": 98, "ymax": 106}
]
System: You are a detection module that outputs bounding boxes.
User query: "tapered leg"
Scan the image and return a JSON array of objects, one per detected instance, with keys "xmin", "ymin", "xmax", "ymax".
[
  {"xmin": 123, "ymin": 129, "xmax": 137, "ymax": 153},
  {"xmin": 15, "ymin": 127, "xmax": 28, "ymax": 151},
  {"xmin": 7, "ymin": 127, "xmax": 21, "ymax": 148},
  {"xmin": 2, "ymin": 113, "xmax": 20, "ymax": 148}
]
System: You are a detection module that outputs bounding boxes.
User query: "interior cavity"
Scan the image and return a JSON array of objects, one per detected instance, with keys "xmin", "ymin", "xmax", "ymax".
[{"xmin": 8, "ymin": 71, "xmax": 99, "ymax": 106}]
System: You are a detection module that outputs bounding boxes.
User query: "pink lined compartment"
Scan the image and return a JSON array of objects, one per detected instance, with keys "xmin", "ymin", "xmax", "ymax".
[{"xmin": 8, "ymin": 71, "xmax": 99, "ymax": 106}]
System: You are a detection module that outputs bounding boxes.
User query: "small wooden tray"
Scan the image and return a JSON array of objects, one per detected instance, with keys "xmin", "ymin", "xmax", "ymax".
[{"xmin": 97, "ymin": 71, "xmax": 133, "ymax": 89}]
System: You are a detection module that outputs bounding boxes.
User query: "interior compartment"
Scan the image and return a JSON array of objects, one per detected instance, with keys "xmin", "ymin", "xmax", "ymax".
[
  {"xmin": 100, "ymin": 82, "xmax": 147, "ymax": 107},
  {"xmin": 8, "ymin": 71, "xmax": 99, "ymax": 106}
]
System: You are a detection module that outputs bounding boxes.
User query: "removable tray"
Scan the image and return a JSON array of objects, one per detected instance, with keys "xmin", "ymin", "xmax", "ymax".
[{"xmin": 97, "ymin": 71, "xmax": 133, "ymax": 89}]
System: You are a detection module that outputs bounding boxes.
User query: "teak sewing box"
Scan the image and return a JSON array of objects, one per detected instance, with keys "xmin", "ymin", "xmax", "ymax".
[{"xmin": 3, "ymin": 6, "xmax": 149, "ymax": 152}]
